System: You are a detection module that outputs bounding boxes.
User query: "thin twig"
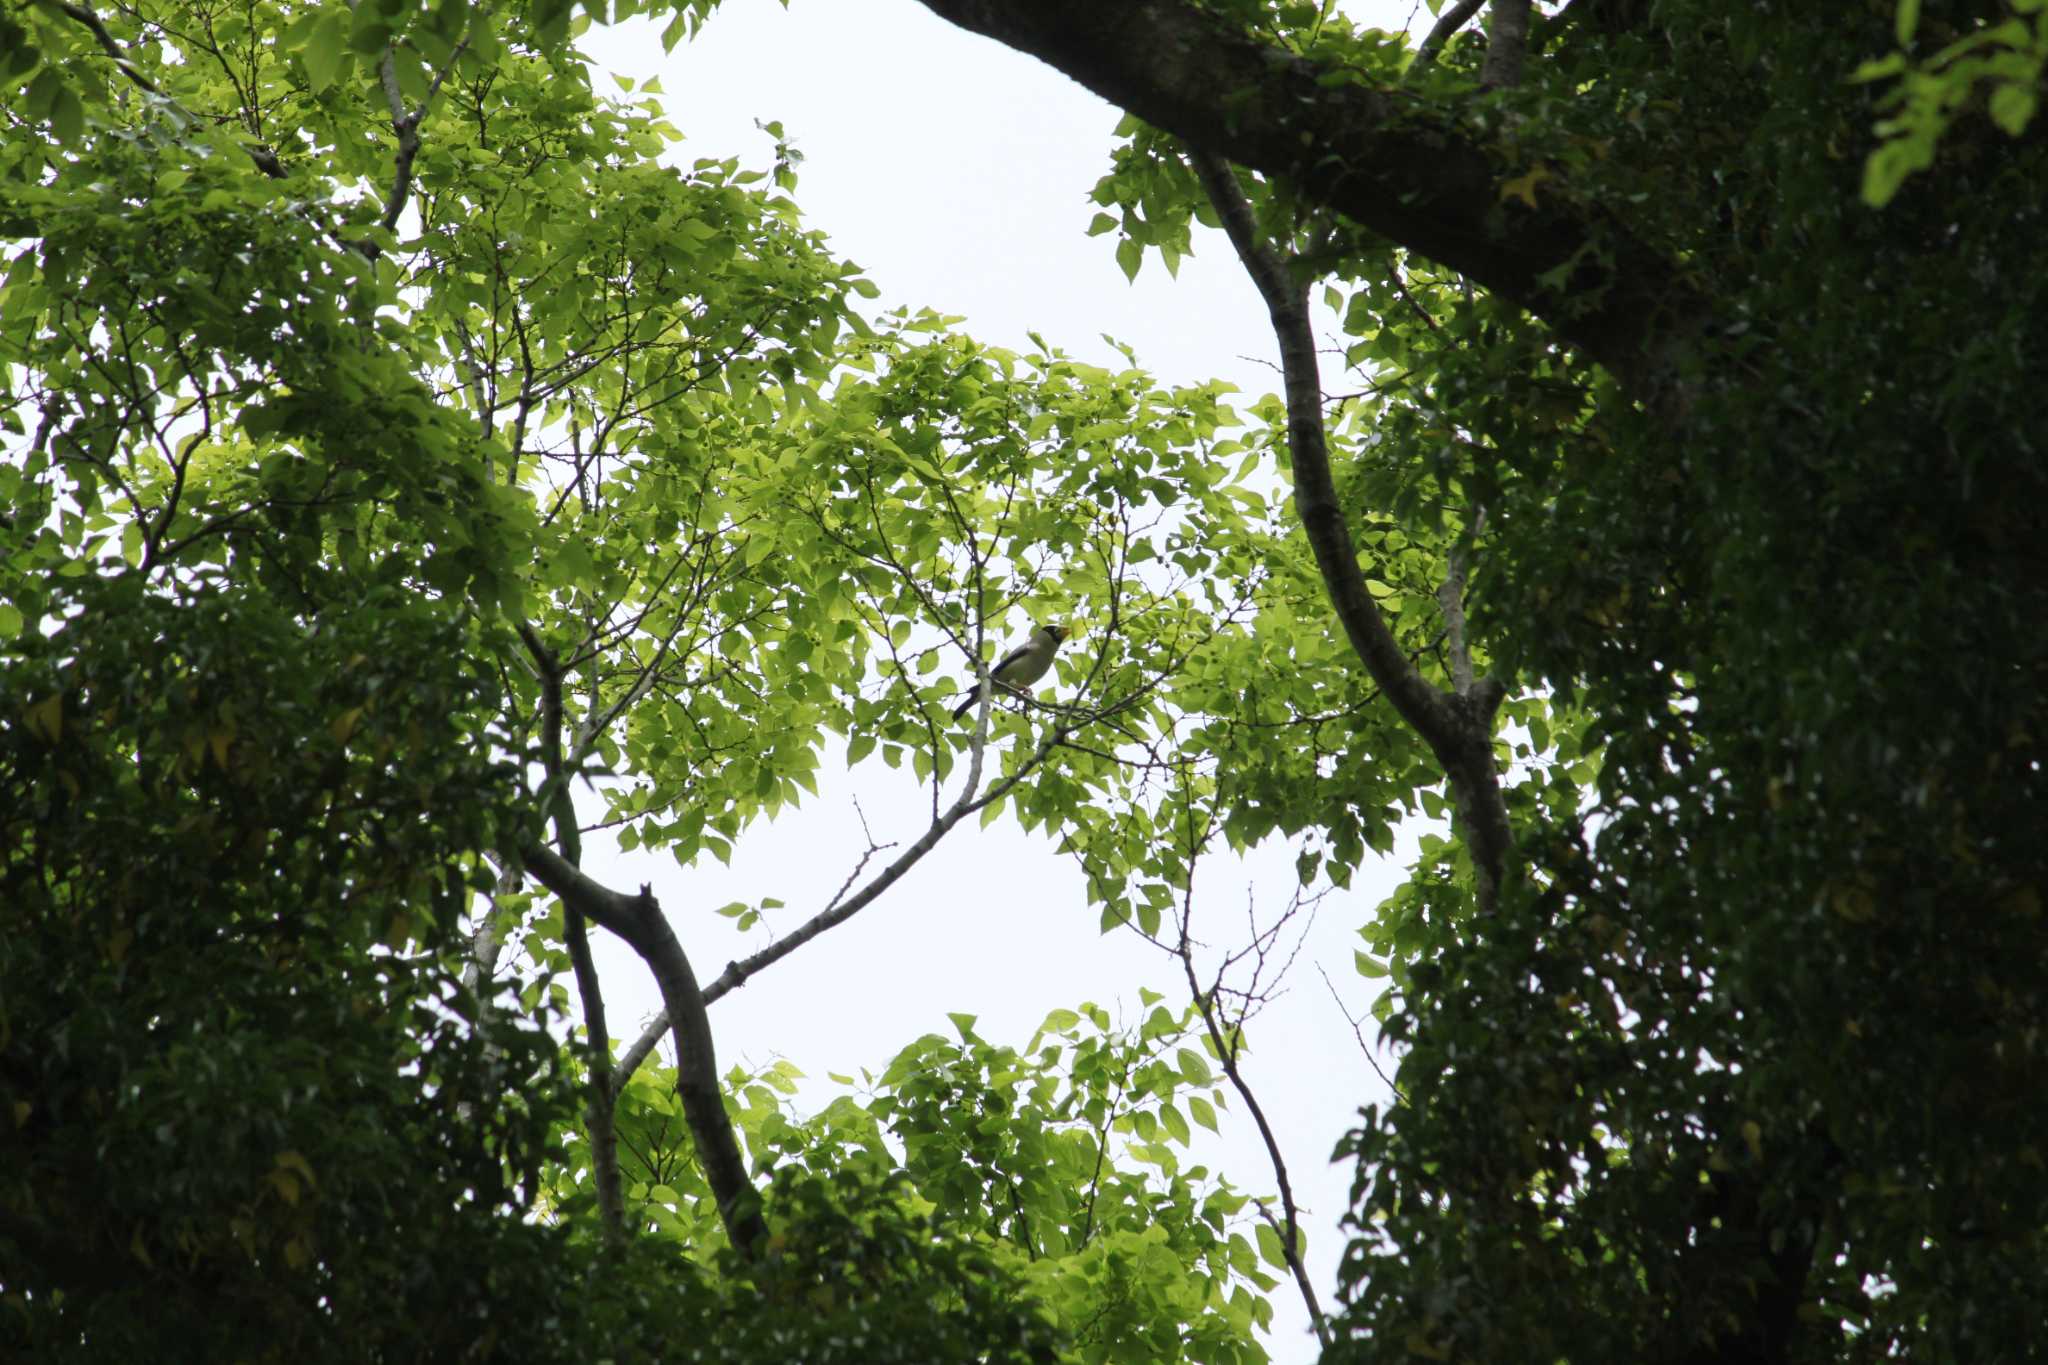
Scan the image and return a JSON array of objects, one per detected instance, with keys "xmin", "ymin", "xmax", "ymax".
[{"xmin": 1317, "ymin": 963, "xmax": 1397, "ymax": 1092}]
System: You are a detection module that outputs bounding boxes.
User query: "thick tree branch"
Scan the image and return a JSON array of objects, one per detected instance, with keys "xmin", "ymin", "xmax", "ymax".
[
  {"xmin": 1189, "ymin": 150, "xmax": 1512, "ymax": 913},
  {"xmin": 1413, "ymin": 0, "xmax": 1485, "ymax": 68},
  {"xmin": 1481, "ymin": 0, "xmax": 1533, "ymax": 88},
  {"xmin": 909, "ymin": 0, "xmax": 1699, "ymax": 394},
  {"xmin": 1438, "ymin": 505, "xmax": 1487, "ymax": 697},
  {"xmin": 520, "ymin": 844, "xmax": 767, "ymax": 1257}
]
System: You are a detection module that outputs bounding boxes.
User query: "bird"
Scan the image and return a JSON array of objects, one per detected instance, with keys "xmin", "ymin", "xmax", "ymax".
[{"xmin": 951, "ymin": 623, "xmax": 1069, "ymax": 721}]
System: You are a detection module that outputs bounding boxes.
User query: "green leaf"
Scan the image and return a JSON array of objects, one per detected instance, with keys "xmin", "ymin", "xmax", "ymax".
[
  {"xmin": 1038, "ymin": 1007, "xmax": 1080, "ymax": 1036},
  {"xmin": 303, "ymin": 11, "xmax": 351, "ymax": 91},
  {"xmin": 1254, "ymin": 1220, "xmax": 1287, "ymax": 1269},
  {"xmin": 1989, "ymin": 82, "xmax": 2037, "ymax": 136},
  {"xmin": 48, "ymin": 82, "xmax": 84, "ymax": 144},
  {"xmin": 1114, "ymin": 237, "xmax": 1143, "ymax": 283}
]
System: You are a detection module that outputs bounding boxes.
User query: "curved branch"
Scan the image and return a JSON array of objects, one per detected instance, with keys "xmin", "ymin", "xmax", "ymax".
[
  {"xmin": 520, "ymin": 844, "xmax": 767, "ymax": 1258},
  {"xmin": 1188, "ymin": 149, "xmax": 1512, "ymax": 913},
  {"xmin": 908, "ymin": 0, "xmax": 1700, "ymax": 394}
]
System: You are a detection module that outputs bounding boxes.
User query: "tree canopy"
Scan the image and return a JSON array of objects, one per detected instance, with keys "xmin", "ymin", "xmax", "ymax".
[{"xmin": 4, "ymin": 0, "xmax": 2044, "ymax": 1362}]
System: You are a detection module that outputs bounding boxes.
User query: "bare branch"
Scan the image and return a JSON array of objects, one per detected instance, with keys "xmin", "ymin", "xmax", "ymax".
[
  {"xmin": 1170, "ymin": 824, "xmax": 1330, "ymax": 1350},
  {"xmin": 1317, "ymin": 963, "xmax": 1397, "ymax": 1093},
  {"xmin": 613, "ymin": 701, "xmax": 1092, "ymax": 1093}
]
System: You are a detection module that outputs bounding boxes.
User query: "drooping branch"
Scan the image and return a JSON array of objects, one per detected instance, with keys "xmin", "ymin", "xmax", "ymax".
[
  {"xmin": 908, "ymin": 0, "xmax": 1700, "ymax": 394},
  {"xmin": 1188, "ymin": 149, "xmax": 1512, "ymax": 914},
  {"xmin": 520, "ymin": 843, "xmax": 767, "ymax": 1258}
]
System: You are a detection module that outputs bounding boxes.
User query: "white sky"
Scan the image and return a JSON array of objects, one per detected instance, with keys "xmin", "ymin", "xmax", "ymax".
[{"xmin": 573, "ymin": 4, "xmax": 1430, "ymax": 1360}]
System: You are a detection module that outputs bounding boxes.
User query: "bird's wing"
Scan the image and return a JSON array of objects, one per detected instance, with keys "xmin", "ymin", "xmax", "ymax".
[{"xmin": 987, "ymin": 640, "xmax": 1037, "ymax": 680}]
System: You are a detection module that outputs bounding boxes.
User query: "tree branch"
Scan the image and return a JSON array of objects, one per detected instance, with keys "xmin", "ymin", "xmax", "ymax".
[
  {"xmin": 1174, "ymin": 874, "xmax": 1331, "ymax": 1350},
  {"xmin": 1413, "ymin": 0, "xmax": 1485, "ymax": 68},
  {"xmin": 55, "ymin": 2, "xmax": 285, "ymax": 177},
  {"xmin": 908, "ymin": 0, "xmax": 1700, "ymax": 394},
  {"xmin": 520, "ymin": 843, "xmax": 767, "ymax": 1257},
  {"xmin": 613, "ymin": 699, "xmax": 1088, "ymax": 1092},
  {"xmin": 1438, "ymin": 505, "xmax": 1486, "ymax": 697},
  {"xmin": 1188, "ymin": 149, "xmax": 1512, "ymax": 914},
  {"xmin": 1481, "ymin": 0, "xmax": 1533, "ymax": 89},
  {"xmin": 518, "ymin": 623, "xmax": 625, "ymax": 1243}
]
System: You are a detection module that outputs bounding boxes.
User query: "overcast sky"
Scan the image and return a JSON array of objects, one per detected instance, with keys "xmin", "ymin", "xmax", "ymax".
[{"xmin": 574, "ymin": 5, "xmax": 1428, "ymax": 1359}]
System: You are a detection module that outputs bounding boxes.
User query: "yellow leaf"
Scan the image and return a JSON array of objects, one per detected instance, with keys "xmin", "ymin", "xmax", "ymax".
[
  {"xmin": 25, "ymin": 694, "xmax": 62, "ymax": 742},
  {"xmin": 1741, "ymin": 1119, "xmax": 1764, "ymax": 1160},
  {"xmin": 1829, "ymin": 882, "xmax": 1877, "ymax": 922},
  {"xmin": 1405, "ymin": 1331, "xmax": 1451, "ymax": 1360},
  {"xmin": 284, "ymin": 1233, "xmax": 314, "ymax": 1270},
  {"xmin": 330, "ymin": 706, "xmax": 364, "ymax": 745},
  {"xmin": 12, "ymin": 1100, "xmax": 31, "ymax": 1128},
  {"xmin": 130, "ymin": 1224, "xmax": 154, "ymax": 1267},
  {"xmin": 1499, "ymin": 165, "xmax": 1552, "ymax": 209},
  {"xmin": 209, "ymin": 727, "xmax": 234, "ymax": 769}
]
